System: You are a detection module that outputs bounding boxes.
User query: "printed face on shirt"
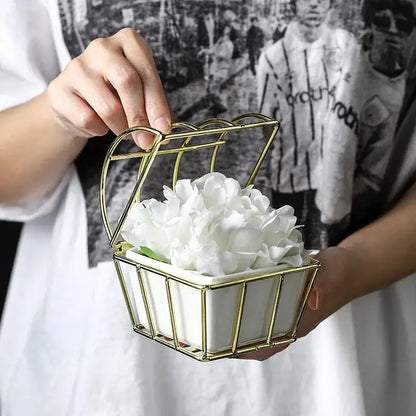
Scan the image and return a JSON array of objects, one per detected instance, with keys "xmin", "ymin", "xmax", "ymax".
[
  {"xmin": 371, "ymin": 9, "xmax": 414, "ymax": 69},
  {"xmin": 371, "ymin": 9, "xmax": 413, "ymax": 53},
  {"xmin": 295, "ymin": 0, "xmax": 331, "ymax": 28},
  {"xmin": 223, "ymin": 26, "xmax": 232, "ymax": 37}
]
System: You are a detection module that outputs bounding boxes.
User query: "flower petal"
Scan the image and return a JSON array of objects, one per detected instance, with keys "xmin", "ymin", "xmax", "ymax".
[{"xmin": 122, "ymin": 173, "xmax": 308, "ymax": 275}]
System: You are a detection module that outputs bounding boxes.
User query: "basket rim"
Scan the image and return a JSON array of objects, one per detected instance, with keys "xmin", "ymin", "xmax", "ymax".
[{"xmin": 123, "ymin": 248, "xmax": 319, "ymax": 289}]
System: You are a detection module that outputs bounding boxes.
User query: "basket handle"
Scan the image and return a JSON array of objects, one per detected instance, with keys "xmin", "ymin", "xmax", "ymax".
[
  {"xmin": 100, "ymin": 113, "xmax": 280, "ymax": 251},
  {"xmin": 100, "ymin": 126, "xmax": 164, "ymax": 250}
]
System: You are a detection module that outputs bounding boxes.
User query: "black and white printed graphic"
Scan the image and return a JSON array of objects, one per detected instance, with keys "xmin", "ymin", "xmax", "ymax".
[
  {"xmin": 257, "ymin": 0, "xmax": 416, "ymax": 246},
  {"xmin": 59, "ymin": 0, "xmax": 272, "ymax": 266},
  {"xmin": 58, "ymin": 0, "xmax": 416, "ymax": 266}
]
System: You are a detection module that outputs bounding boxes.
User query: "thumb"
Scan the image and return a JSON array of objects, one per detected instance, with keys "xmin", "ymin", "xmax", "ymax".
[{"xmin": 297, "ymin": 287, "xmax": 323, "ymax": 338}]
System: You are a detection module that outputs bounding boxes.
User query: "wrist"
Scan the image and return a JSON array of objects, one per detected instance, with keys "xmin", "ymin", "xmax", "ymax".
[
  {"xmin": 298, "ymin": 245, "xmax": 359, "ymax": 337},
  {"xmin": 315, "ymin": 246, "xmax": 360, "ymax": 304},
  {"xmin": 43, "ymin": 91, "xmax": 82, "ymax": 142},
  {"xmin": 336, "ymin": 239, "xmax": 377, "ymax": 300}
]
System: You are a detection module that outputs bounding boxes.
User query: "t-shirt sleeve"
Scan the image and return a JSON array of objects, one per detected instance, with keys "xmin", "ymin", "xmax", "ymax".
[
  {"xmin": 0, "ymin": 1, "xmax": 72, "ymax": 221},
  {"xmin": 0, "ymin": 167, "xmax": 75, "ymax": 222},
  {"xmin": 0, "ymin": 1, "xmax": 61, "ymax": 111}
]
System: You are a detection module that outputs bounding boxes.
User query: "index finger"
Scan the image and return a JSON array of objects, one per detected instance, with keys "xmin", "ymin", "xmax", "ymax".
[{"xmin": 115, "ymin": 30, "xmax": 171, "ymax": 146}]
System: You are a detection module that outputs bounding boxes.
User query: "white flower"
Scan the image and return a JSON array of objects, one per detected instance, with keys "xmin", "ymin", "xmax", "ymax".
[{"xmin": 122, "ymin": 172, "xmax": 309, "ymax": 276}]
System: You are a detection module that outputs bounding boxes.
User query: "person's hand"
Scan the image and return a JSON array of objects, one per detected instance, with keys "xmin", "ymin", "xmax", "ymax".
[
  {"xmin": 47, "ymin": 28, "xmax": 171, "ymax": 148},
  {"xmin": 234, "ymin": 246, "xmax": 358, "ymax": 361}
]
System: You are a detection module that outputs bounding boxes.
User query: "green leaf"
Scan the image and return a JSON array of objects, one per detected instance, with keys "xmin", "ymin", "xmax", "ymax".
[{"xmin": 139, "ymin": 246, "xmax": 168, "ymax": 263}]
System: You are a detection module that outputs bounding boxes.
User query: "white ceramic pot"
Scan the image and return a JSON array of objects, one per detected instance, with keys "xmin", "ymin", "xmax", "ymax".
[{"xmin": 124, "ymin": 248, "xmax": 309, "ymax": 353}]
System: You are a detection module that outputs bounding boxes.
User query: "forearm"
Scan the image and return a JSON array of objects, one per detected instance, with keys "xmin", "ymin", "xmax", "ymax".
[
  {"xmin": 339, "ymin": 182, "xmax": 416, "ymax": 299},
  {"xmin": 240, "ymin": 184, "xmax": 416, "ymax": 361},
  {"xmin": 0, "ymin": 92, "xmax": 87, "ymax": 203}
]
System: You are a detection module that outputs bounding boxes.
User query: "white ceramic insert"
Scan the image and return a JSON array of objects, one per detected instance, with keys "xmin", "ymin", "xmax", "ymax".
[{"xmin": 124, "ymin": 248, "xmax": 309, "ymax": 353}]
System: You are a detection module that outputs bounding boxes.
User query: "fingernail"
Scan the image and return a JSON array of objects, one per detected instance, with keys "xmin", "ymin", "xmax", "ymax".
[
  {"xmin": 132, "ymin": 131, "xmax": 154, "ymax": 149},
  {"xmin": 308, "ymin": 289, "xmax": 320, "ymax": 311},
  {"xmin": 154, "ymin": 117, "xmax": 171, "ymax": 134}
]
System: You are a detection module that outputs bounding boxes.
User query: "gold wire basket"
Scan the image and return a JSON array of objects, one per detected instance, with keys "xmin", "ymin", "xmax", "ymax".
[{"xmin": 100, "ymin": 113, "xmax": 320, "ymax": 361}]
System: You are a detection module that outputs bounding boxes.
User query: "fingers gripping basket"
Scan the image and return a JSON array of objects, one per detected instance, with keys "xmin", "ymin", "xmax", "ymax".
[{"xmin": 100, "ymin": 113, "xmax": 320, "ymax": 361}]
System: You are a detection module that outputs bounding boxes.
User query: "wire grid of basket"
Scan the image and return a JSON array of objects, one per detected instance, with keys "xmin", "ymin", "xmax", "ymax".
[{"xmin": 100, "ymin": 113, "xmax": 320, "ymax": 361}]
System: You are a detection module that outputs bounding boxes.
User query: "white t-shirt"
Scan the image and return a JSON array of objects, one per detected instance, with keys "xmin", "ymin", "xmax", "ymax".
[{"xmin": 1, "ymin": 1, "xmax": 416, "ymax": 415}]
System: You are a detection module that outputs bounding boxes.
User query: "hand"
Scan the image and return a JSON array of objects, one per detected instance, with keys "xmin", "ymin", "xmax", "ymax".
[
  {"xmin": 234, "ymin": 246, "xmax": 357, "ymax": 361},
  {"xmin": 47, "ymin": 28, "xmax": 171, "ymax": 148}
]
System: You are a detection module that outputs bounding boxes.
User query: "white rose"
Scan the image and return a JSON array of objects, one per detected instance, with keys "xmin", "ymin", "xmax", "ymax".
[{"xmin": 122, "ymin": 172, "xmax": 309, "ymax": 276}]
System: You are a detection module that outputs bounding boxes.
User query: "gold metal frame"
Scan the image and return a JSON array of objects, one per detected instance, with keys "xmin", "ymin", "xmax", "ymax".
[{"xmin": 100, "ymin": 113, "xmax": 320, "ymax": 361}]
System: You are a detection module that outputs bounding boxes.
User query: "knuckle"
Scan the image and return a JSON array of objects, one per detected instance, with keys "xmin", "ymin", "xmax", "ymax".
[
  {"xmin": 131, "ymin": 114, "xmax": 149, "ymax": 127},
  {"xmin": 87, "ymin": 37, "xmax": 107, "ymax": 51},
  {"xmin": 77, "ymin": 109, "xmax": 98, "ymax": 131},
  {"xmin": 118, "ymin": 27, "xmax": 138, "ymax": 39},
  {"xmin": 65, "ymin": 56, "xmax": 85, "ymax": 75},
  {"xmin": 116, "ymin": 29, "xmax": 153, "ymax": 55},
  {"xmin": 110, "ymin": 65, "xmax": 138, "ymax": 88},
  {"xmin": 146, "ymin": 98, "xmax": 166, "ymax": 115},
  {"xmin": 139, "ymin": 64, "xmax": 157, "ymax": 82},
  {"xmin": 100, "ymin": 101, "xmax": 122, "ymax": 119}
]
